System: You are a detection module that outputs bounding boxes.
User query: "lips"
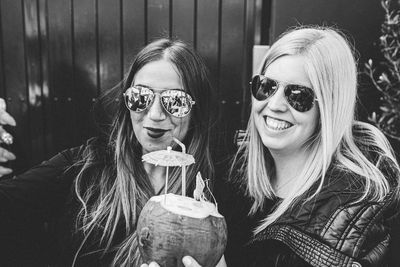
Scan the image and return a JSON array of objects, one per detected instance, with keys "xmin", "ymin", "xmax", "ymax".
[{"xmin": 145, "ymin": 127, "xmax": 169, "ymax": 138}]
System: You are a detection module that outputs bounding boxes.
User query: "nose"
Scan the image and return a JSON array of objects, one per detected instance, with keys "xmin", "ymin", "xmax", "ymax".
[
  {"xmin": 148, "ymin": 94, "xmax": 167, "ymax": 121},
  {"xmin": 266, "ymin": 86, "xmax": 289, "ymax": 112}
]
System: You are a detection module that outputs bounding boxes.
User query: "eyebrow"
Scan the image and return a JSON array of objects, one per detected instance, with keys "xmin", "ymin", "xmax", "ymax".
[{"xmin": 133, "ymin": 84, "xmax": 184, "ymax": 91}]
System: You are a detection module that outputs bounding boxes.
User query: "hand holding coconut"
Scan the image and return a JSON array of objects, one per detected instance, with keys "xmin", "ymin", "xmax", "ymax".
[
  {"xmin": 138, "ymin": 139, "xmax": 227, "ymax": 267},
  {"xmin": 141, "ymin": 255, "xmax": 227, "ymax": 267}
]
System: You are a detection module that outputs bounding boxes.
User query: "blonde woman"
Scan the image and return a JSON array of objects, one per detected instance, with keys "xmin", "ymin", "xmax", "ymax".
[
  {"xmin": 222, "ymin": 26, "xmax": 400, "ymax": 267},
  {"xmin": 0, "ymin": 39, "xmax": 218, "ymax": 266}
]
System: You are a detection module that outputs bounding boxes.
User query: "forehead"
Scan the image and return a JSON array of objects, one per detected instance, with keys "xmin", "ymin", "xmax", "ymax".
[
  {"xmin": 133, "ymin": 59, "xmax": 183, "ymax": 89},
  {"xmin": 264, "ymin": 55, "xmax": 311, "ymax": 88}
]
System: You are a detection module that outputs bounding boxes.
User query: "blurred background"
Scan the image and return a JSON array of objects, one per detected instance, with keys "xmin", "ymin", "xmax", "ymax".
[{"xmin": 0, "ymin": 0, "xmax": 398, "ymax": 174}]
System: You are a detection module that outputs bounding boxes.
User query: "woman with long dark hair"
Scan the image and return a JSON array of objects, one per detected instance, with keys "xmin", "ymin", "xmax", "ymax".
[{"xmin": 0, "ymin": 38, "xmax": 218, "ymax": 266}]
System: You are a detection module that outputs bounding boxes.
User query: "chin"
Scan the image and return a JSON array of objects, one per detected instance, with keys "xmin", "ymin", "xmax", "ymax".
[
  {"xmin": 143, "ymin": 141, "xmax": 171, "ymax": 153},
  {"xmin": 143, "ymin": 145, "xmax": 165, "ymax": 153},
  {"xmin": 261, "ymin": 139, "xmax": 287, "ymax": 152}
]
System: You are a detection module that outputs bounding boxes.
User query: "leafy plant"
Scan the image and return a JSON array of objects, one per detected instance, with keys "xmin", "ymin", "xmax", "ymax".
[{"xmin": 365, "ymin": 0, "xmax": 400, "ymax": 140}]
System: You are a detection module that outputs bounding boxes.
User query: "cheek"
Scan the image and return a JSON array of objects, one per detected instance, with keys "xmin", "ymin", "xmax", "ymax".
[
  {"xmin": 310, "ymin": 107, "xmax": 320, "ymax": 129},
  {"xmin": 313, "ymin": 114, "xmax": 320, "ymax": 132},
  {"xmin": 303, "ymin": 108, "xmax": 319, "ymax": 134},
  {"xmin": 252, "ymin": 99, "xmax": 267, "ymax": 113},
  {"xmin": 130, "ymin": 111, "xmax": 144, "ymax": 122},
  {"xmin": 171, "ymin": 115, "xmax": 191, "ymax": 136},
  {"xmin": 130, "ymin": 112, "xmax": 144, "ymax": 131}
]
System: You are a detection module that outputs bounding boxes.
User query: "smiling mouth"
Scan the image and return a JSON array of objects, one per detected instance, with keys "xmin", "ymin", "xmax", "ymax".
[
  {"xmin": 265, "ymin": 116, "xmax": 293, "ymax": 131},
  {"xmin": 146, "ymin": 127, "xmax": 168, "ymax": 138}
]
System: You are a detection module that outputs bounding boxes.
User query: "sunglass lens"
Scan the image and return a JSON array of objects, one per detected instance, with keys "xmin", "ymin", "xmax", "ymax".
[
  {"xmin": 251, "ymin": 75, "xmax": 277, "ymax": 101},
  {"xmin": 250, "ymin": 75, "xmax": 261, "ymax": 99},
  {"xmin": 124, "ymin": 87, "xmax": 153, "ymax": 112},
  {"xmin": 161, "ymin": 90, "xmax": 193, "ymax": 117},
  {"xmin": 285, "ymin": 85, "xmax": 315, "ymax": 112}
]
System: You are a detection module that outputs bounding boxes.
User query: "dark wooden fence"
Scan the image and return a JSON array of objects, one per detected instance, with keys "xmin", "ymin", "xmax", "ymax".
[
  {"xmin": 1, "ymin": 0, "xmax": 394, "ymax": 174},
  {"xmin": 0, "ymin": 0, "xmax": 257, "ymax": 173}
]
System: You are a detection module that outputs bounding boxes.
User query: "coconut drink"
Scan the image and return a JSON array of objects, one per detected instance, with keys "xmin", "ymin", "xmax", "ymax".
[{"xmin": 137, "ymin": 138, "xmax": 227, "ymax": 267}]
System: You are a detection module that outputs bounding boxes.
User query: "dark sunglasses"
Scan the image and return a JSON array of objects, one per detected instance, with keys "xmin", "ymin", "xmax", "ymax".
[
  {"xmin": 123, "ymin": 85, "xmax": 195, "ymax": 118},
  {"xmin": 250, "ymin": 74, "xmax": 316, "ymax": 112}
]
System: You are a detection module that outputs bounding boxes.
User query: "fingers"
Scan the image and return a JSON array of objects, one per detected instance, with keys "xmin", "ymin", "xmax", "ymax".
[
  {"xmin": 142, "ymin": 256, "xmax": 220, "ymax": 267},
  {"xmin": 0, "ymin": 99, "xmax": 16, "ymax": 126},
  {"xmin": 0, "ymin": 147, "xmax": 16, "ymax": 162},
  {"xmin": 216, "ymin": 255, "xmax": 227, "ymax": 267},
  {"xmin": 140, "ymin": 262, "xmax": 160, "ymax": 267},
  {"xmin": 0, "ymin": 166, "xmax": 13, "ymax": 177},
  {"xmin": 0, "ymin": 126, "xmax": 13, "ymax": 145},
  {"xmin": 0, "ymin": 111, "xmax": 16, "ymax": 126},
  {"xmin": 182, "ymin": 255, "xmax": 226, "ymax": 267},
  {"xmin": 0, "ymin": 99, "xmax": 15, "ymax": 178},
  {"xmin": 182, "ymin": 256, "xmax": 202, "ymax": 267}
]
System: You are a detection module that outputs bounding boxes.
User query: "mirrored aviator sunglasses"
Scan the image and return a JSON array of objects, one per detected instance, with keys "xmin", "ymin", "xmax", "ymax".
[
  {"xmin": 123, "ymin": 86, "xmax": 196, "ymax": 118},
  {"xmin": 249, "ymin": 74, "xmax": 316, "ymax": 112}
]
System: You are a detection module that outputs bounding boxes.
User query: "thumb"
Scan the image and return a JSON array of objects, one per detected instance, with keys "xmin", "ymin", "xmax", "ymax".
[{"xmin": 182, "ymin": 256, "xmax": 202, "ymax": 267}]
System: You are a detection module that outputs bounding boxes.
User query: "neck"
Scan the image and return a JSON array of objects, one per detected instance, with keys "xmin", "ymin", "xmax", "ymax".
[
  {"xmin": 270, "ymin": 149, "xmax": 309, "ymax": 198},
  {"xmin": 144, "ymin": 162, "xmax": 166, "ymax": 194}
]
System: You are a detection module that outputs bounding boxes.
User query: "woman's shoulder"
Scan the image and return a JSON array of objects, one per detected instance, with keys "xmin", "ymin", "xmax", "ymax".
[
  {"xmin": 320, "ymin": 153, "xmax": 400, "ymax": 201},
  {"xmin": 278, "ymin": 162, "xmax": 399, "ymax": 231},
  {"xmin": 376, "ymin": 154, "xmax": 400, "ymax": 187},
  {"xmin": 269, "ymin": 165, "xmax": 400, "ymax": 266},
  {"xmin": 41, "ymin": 137, "xmax": 105, "ymax": 166}
]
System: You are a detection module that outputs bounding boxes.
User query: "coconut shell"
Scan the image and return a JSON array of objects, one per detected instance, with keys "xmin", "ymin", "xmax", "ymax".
[{"xmin": 137, "ymin": 195, "xmax": 227, "ymax": 267}]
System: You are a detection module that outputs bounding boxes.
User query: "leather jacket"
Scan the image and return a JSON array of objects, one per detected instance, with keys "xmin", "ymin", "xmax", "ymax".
[{"xmin": 219, "ymin": 159, "xmax": 400, "ymax": 267}]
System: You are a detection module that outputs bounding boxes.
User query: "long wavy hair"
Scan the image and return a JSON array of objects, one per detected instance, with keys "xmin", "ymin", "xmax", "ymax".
[
  {"xmin": 232, "ymin": 26, "xmax": 400, "ymax": 234},
  {"xmin": 72, "ymin": 39, "xmax": 217, "ymax": 265}
]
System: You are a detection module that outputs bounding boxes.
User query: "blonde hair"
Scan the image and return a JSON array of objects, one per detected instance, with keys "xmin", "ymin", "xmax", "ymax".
[{"xmin": 233, "ymin": 26, "xmax": 400, "ymax": 234}]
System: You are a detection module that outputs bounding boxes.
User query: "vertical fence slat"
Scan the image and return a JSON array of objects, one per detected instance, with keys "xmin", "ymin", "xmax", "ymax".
[
  {"xmin": 47, "ymin": 0, "xmax": 75, "ymax": 154},
  {"xmin": 172, "ymin": 0, "xmax": 194, "ymax": 45},
  {"xmin": 73, "ymin": 0, "xmax": 98, "ymax": 142},
  {"xmin": 0, "ymin": 2, "xmax": 4, "ymax": 98},
  {"xmin": 219, "ymin": 0, "xmax": 246, "ymax": 143},
  {"xmin": 241, "ymin": 0, "xmax": 256, "ymax": 128},
  {"xmin": 98, "ymin": 0, "xmax": 121, "ymax": 93},
  {"xmin": 122, "ymin": 0, "xmax": 146, "ymax": 73},
  {"xmin": 147, "ymin": 0, "xmax": 170, "ymax": 41},
  {"xmin": 39, "ymin": 0, "xmax": 51, "ymax": 158},
  {"xmin": 0, "ymin": 0, "xmax": 31, "ymax": 172},
  {"xmin": 24, "ymin": 0, "xmax": 45, "ymax": 166},
  {"xmin": 196, "ymin": 0, "xmax": 219, "ymax": 88}
]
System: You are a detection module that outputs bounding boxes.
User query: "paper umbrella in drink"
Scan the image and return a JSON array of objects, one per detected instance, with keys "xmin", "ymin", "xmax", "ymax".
[{"xmin": 137, "ymin": 138, "xmax": 227, "ymax": 267}]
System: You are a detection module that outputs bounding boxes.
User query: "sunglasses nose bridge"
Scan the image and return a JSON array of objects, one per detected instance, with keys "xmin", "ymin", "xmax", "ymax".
[
  {"xmin": 265, "ymin": 84, "xmax": 291, "ymax": 111},
  {"xmin": 147, "ymin": 92, "xmax": 168, "ymax": 120}
]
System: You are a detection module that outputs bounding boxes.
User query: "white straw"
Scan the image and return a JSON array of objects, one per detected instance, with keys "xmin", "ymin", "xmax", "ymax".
[
  {"xmin": 173, "ymin": 137, "xmax": 186, "ymax": 196},
  {"xmin": 164, "ymin": 166, "xmax": 169, "ymax": 204}
]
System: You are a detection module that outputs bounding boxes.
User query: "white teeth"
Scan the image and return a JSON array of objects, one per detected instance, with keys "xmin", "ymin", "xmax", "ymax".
[{"xmin": 265, "ymin": 117, "xmax": 292, "ymax": 130}]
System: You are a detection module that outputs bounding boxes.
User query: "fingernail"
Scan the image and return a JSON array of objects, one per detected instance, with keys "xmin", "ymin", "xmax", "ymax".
[
  {"xmin": 182, "ymin": 257, "xmax": 192, "ymax": 265},
  {"xmin": 7, "ymin": 152, "xmax": 16, "ymax": 160},
  {"xmin": 0, "ymin": 99, "xmax": 6, "ymax": 110},
  {"xmin": 2, "ymin": 168, "xmax": 12, "ymax": 174},
  {"xmin": 6, "ymin": 115, "xmax": 16, "ymax": 126}
]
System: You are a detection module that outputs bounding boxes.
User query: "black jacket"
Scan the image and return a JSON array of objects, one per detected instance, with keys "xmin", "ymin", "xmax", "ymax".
[
  {"xmin": 218, "ymin": 160, "xmax": 400, "ymax": 267},
  {"xmin": 0, "ymin": 139, "xmax": 117, "ymax": 266}
]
